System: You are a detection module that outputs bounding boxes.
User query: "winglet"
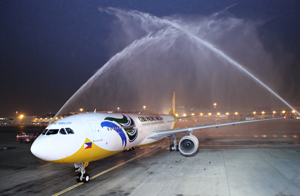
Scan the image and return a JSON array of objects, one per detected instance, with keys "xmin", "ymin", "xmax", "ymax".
[{"xmin": 168, "ymin": 92, "xmax": 176, "ymax": 119}]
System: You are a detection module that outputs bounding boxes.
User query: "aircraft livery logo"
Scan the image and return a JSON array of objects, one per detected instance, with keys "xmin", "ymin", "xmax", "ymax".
[{"xmin": 100, "ymin": 115, "xmax": 138, "ymax": 149}]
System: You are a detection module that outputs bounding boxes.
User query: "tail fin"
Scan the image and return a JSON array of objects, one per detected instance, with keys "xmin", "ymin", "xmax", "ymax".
[
  {"xmin": 169, "ymin": 92, "xmax": 176, "ymax": 119},
  {"xmin": 283, "ymin": 111, "xmax": 287, "ymax": 119}
]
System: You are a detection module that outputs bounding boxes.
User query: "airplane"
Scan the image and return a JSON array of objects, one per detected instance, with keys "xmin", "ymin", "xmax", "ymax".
[{"xmin": 30, "ymin": 92, "xmax": 286, "ymax": 183}]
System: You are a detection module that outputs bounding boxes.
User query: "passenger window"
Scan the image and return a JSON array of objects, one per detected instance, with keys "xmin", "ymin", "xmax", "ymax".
[
  {"xmin": 42, "ymin": 129, "xmax": 48, "ymax": 135},
  {"xmin": 46, "ymin": 129, "xmax": 59, "ymax": 135},
  {"xmin": 65, "ymin": 128, "xmax": 74, "ymax": 134},
  {"xmin": 59, "ymin": 128, "xmax": 67, "ymax": 135}
]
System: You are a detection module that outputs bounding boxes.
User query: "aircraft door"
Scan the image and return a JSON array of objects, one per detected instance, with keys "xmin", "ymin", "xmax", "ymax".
[{"xmin": 88, "ymin": 120, "xmax": 102, "ymax": 142}]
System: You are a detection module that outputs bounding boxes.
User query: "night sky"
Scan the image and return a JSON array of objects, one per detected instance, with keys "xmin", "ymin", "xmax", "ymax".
[{"xmin": 1, "ymin": 0, "xmax": 300, "ymax": 117}]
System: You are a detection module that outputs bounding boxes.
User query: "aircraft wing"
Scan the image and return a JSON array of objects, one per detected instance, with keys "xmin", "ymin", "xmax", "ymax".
[{"xmin": 147, "ymin": 116, "xmax": 284, "ymax": 139}]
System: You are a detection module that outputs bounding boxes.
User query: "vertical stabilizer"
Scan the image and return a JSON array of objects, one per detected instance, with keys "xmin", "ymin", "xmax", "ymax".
[{"xmin": 169, "ymin": 92, "xmax": 176, "ymax": 119}]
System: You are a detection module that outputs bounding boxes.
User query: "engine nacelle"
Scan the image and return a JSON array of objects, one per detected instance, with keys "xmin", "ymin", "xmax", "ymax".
[{"xmin": 178, "ymin": 134, "xmax": 199, "ymax": 156}]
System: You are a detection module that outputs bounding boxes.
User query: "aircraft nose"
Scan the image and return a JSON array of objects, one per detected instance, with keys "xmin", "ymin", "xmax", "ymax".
[
  {"xmin": 31, "ymin": 137, "xmax": 47, "ymax": 161},
  {"xmin": 31, "ymin": 136, "xmax": 58, "ymax": 161}
]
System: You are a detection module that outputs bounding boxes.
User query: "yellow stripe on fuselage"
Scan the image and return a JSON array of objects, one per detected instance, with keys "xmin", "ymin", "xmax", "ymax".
[{"xmin": 51, "ymin": 138, "xmax": 121, "ymax": 164}]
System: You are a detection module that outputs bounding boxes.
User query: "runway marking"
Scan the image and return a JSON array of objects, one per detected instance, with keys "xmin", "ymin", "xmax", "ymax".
[{"xmin": 52, "ymin": 147, "xmax": 159, "ymax": 196}]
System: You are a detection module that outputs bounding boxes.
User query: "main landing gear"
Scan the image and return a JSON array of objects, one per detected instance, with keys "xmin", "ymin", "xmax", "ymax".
[
  {"xmin": 75, "ymin": 162, "xmax": 90, "ymax": 183},
  {"xmin": 169, "ymin": 134, "xmax": 179, "ymax": 151}
]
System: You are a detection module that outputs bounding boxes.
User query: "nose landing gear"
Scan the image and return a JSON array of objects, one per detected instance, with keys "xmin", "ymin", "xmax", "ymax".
[{"xmin": 75, "ymin": 162, "xmax": 90, "ymax": 183}]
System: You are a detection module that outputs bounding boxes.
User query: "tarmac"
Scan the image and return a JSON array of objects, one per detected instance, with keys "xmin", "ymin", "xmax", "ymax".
[{"xmin": 0, "ymin": 120, "xmax": 300, "ymax": 196}]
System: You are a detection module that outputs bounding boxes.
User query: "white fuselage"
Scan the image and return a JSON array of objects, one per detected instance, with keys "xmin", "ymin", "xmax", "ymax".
[{"xmin": 31, "ymin": 113, "xmax": 175, "ymax": 164}]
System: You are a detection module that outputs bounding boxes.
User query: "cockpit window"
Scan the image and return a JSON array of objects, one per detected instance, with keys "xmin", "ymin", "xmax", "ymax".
[
  {"xmin": 59, "ymin": 128, "xmax": 67, "ymax": 135},
  {"xmin": 46, "ymin": 129, "xmax": 59, "ymax": 135},
  {"xmin": 41, "ymin": 129, "xmax": 48, "ymax": 135},
  {"xmin": 65, "ymin": 128, "xmax": 74, "ymax": 134}
]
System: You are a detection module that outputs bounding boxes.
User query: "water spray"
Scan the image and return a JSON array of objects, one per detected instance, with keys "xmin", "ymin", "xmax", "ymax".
[
  {"xmin": 52, "ymin": 8, "xmax": 300, "ymax": 121},
  {"xmin": 105, "ymin": 7, "xmax": 300, "ymax": 115}
]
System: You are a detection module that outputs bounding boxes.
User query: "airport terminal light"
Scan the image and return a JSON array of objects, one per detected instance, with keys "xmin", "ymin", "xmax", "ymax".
[
  {"xmin": 117, "ymin": 107, "xmax": 120, "ymax": 111},
  {"xmin": 208, "ymin": 112, "xmax": 212, "ymax": 116},
  {"xmin": 80, "ymin": 108, "xmax": 83, "ymax": 112},
  {"xmin": 262, "ymin": 111, "xmax": 265, "ymax": 115},
  {"xmin": 226, "ymin": 112, "xmax": 229, "ymax": 116},
  {"xmin": 200, "ymin": 113, "xmax": 203, "ymax": 116},
  {"xmin": 253, "ymin": 111, "xmax": 256, "ymax": 115},
  {"xmin": 175, "ymin": 113, "xmax": 178, "ymax": 117},
  {"xmin": 191, "ymin": 113, "xmax": 195, "ymax": 116},
  {"xmin": 217, "ymin": 112, "xmax": 220, "ymax": 116},
  {"xmin": 213, "ymin": 103, "xmax": 217, "ymax": 108},
  {"xmin": 282, "ymin": 110, "xmax": 286, "ymax": 114},
  {"xmin": 20, "ymin": 115, "xmax": 24, "ymax": 124},
  {"xmin": 183, "ymin": 113, "xmax": 186, "ymax": 117},
  {"xmin": 235, "ymin": 112, "xmax": 238, "ymax": 115},
  {"xmin": 292, "ymin": 110, "xmax": 296, "ymax": 113},
  {"xmin": 143, "ymin": 105, "xmax": 146, "ymax": 110},
  {"xmin": 273, "ymin": 111, "xmax": 276, "ymax": 114}
]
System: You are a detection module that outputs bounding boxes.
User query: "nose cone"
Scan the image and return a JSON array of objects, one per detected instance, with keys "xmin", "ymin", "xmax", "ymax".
[
  {"xmin": 31, "ymin": 136, "xmax": 49, "ymax": 161},
  {"xmin": 31, "ymin": 135, "xmax": 65, "ymax": 161},
  {"xmin": 31, "ymin": 134, "xmax": 81, "ymax": 162}
]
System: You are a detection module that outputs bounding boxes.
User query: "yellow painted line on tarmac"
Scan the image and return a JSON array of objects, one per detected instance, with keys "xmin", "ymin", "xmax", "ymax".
[{"xmin": 52, "ymin": 147, "xmax": 158, "ymax": 196}]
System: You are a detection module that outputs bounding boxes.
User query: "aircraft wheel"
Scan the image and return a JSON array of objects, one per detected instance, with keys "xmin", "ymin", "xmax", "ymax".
[
  {"xmin": 76, "ymin": 173, "xmax": 90, "ymax": 183},
  {"xmin": 170, "ymin": 144, "xmax": 174, "ymax": 151},
  {"xmin": 82, "ymin": 173, "xmax": 90, "ymax": 183},
  {"xmin": 76, "ymin": 173, "xmax": 82, "ymax": 182}
]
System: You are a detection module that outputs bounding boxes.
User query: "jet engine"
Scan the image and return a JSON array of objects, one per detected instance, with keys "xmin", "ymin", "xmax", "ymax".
[{"xmin": 178, "ymin": 134, "xmax": 199, "ymax": 156}]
